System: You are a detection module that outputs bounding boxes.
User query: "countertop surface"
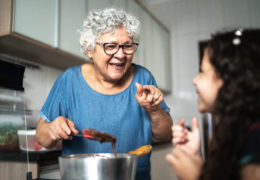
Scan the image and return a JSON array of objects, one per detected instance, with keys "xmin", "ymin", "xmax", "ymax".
[
  {"xmin": 0, "ymin": 139, "xmax": 172, "ymax": 162},
  {"xmin": 0, "ymin": 150, "xmax": 61, "ymax": 162}
]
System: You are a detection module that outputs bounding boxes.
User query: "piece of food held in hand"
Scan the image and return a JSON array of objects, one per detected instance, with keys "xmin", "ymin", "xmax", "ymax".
[{"xmin": 128, "ymin": 145, "xmax": 152, "ymax": 157}]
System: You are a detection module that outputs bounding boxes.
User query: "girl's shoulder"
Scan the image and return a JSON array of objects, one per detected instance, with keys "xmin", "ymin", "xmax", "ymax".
[{"xmin": 240, "ymin": 120, "xmax": 260, "ymax": 165}]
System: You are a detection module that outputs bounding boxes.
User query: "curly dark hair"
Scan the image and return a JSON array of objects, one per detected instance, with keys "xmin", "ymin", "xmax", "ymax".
[{"xmin": 199, "ymin": 29, "xmax": 260, "ymax": 180}]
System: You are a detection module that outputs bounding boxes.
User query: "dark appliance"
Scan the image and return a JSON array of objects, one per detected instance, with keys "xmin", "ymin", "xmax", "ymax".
[{"xmin": 0, "ymin": 60, "xmax": 25, "ymax": 91}]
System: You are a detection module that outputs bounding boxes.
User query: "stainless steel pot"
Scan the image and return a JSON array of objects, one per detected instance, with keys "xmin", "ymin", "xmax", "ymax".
[{"xmin": 59, "ymin": 153, "xmax": 138, "ymax": 180}]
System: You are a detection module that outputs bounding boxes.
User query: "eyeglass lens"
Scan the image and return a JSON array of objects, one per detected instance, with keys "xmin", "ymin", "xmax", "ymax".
[{"xmin": 104, "ymin": 43, "xmax": 138, "ymax": 55}]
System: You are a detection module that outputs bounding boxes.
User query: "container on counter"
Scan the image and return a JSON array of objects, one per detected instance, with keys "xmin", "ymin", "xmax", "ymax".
[
  {"xmin": 17, "ymin": 129, "xmax": 44, "ymax": 151},
  {"xmin": 17, "ymin": 129, "xmax": 61, "ymax": 152}
]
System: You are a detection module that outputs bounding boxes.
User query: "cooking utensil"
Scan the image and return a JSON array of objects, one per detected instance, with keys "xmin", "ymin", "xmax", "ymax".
[
  {"xmin": 74, "ymin": 129, "xmax": 117, "ymax": 154},
  {"xmin": 73, "ymin": 129, "xmax": 116, "ymax": 143},
  {"xmin": 72, "ymin": 130, "xmax": 94, "ymax": 139},
  {"xmin": 59, "ymin": 145, "xmax": 152, "ymax": 180}
]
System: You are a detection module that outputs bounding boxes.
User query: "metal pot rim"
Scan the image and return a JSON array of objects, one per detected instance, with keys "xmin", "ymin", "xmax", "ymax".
[{"xmin": 60, "ymin": 153, "xmax": 137, "ymax": 159}]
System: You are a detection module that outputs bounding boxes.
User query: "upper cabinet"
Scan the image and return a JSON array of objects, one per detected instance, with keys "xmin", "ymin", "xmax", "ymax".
[
  {"xmin": 141, "ymin": 10, "xmax": 171, "ymax": 93},
  {"xmin": 13, "ymin": 0, "xmax": 88, "ymax": 59},
  {"xmin": 13, "ymin": 0, "xmax": 56, "ymax": 47},
  {"xmin": 59, "ymin": 0, "xmax": 87, "ymax": 59},
  {"xmin": 87, "ymin": 0, "xmax": 111, "ymax": 10},
  {"xmin": 0, "ymin": 0, "xmax": 86, "ymax": 70},
  {"xmin": 127, "ymin": 0, "xmax": 144, "ymax": 66}
]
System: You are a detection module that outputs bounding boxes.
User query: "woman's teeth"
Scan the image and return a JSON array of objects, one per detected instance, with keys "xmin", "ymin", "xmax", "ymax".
[{"xmin": 110, "ymin": 63, "xmax": 124, "ymax": 66}]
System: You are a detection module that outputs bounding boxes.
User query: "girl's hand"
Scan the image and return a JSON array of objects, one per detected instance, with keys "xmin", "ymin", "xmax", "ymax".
[
  {"xmin": 172, "ymin": 118, "xmax": 201, "ymax": 155},
  {"xmin": 166, "ymin": 148, "xmax": 203, "ymax": 180}
]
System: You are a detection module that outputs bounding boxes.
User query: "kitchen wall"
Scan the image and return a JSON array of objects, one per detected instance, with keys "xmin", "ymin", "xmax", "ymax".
[
  {"xmin": 23, "ymin": 64, "xmax": 62, "ymax": 111},
  {"xmin": 141, "ymin": 0, "xmax": 260, "ymax": 127},
  {"xmin": 21, "ymin": 0, "xmax": 260, "ymax": 179}
]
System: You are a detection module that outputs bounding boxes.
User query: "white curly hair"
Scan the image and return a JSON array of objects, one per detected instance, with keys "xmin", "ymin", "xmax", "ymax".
[{"xmin": 79, "ymin": 8, "xmax": 140, "ymax": 54}]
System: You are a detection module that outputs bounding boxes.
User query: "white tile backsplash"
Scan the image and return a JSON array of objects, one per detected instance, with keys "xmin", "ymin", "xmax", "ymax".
[
  {"xmin": 249, "ymin": 0, "xmax": 260, "ymax": 27},
  {"xmin": 222, "ymin": 0, "xmax": 251, "ymax": 28},
  {"xmin": 197, "ymin": 0, "xmax": 224, "ymax": 33},
  {"xmin": 174, "ymin": 0, "xmax": 200, "ymax": 35},
  {"xmin": 23, "ymin": 64, "xmax": 62, "ymax": 111},
  {"xmin": 174, "ymin": 34, "xmax": 200, "ymax": 77}
]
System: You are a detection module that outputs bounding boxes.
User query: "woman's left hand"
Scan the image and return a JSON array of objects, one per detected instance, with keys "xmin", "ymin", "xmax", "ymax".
[{"xmin": 135, "ymin": 82, "xmax": 163, "ymax": 112}]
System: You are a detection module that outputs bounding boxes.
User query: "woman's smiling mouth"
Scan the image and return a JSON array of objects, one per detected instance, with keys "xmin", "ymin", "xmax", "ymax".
[{"xmin": 109, "ymin": 62, "xmax": 125, "ymax": 67}]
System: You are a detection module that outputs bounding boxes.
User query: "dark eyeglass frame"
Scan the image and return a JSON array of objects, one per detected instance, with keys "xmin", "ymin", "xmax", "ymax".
[{"xmin": 95, "ymin": 41, "xmax": 139, "ymax": 55}]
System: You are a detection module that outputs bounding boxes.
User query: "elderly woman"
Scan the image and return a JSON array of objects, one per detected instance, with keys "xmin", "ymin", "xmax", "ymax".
[{"xmin": 36, "ymin": 8, "xmax": 172, "ymax": 180}]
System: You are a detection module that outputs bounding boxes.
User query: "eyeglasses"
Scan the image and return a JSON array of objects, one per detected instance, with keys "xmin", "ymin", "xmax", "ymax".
[{"xmin": 96, "ymin": 41, "xmax": 139, "ymax": 55}]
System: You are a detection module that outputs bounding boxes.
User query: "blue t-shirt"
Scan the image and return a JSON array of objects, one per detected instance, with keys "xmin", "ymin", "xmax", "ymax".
[{"xmin": 40, "ymin": 63, "xmax": 170, "ymax": 180}]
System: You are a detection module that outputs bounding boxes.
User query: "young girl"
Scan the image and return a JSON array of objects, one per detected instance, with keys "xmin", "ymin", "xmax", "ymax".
[{"xmin": 166, "ymin": 29, "xmax": 260, "ymax": 180}]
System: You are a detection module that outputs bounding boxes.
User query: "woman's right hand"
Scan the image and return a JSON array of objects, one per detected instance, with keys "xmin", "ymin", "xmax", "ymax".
[
  {"xmin": 47, "ymin": 116, "xmax": 79, "ymax": 141},
  {"xmin": 36, "ymin": 116, "xmax": 79, "ymax": 148},
  {"xmin": 172, "ymin": 117, "xmax": 201, "ymax": 155}
]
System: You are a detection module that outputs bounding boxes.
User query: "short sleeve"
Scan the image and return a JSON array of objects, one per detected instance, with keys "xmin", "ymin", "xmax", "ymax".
[{"xmin": 40, "ymin": 75, "xmax": 67, "ymax": 122}]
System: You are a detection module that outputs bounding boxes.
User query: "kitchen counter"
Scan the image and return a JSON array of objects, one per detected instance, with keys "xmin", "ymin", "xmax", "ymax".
[
  {"xmin": 0, "ymin": 150, "xmax": 61, "ymax": 162},
  {"xmin": 0, "ymin": 140, "xmax": 173, "ymax": 180},
  {"xmin": 0, "ymin": 150, "xmax": 61, "ymax": 180}
]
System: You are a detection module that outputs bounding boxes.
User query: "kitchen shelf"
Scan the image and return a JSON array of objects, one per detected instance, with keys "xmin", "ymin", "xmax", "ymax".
[{"xmin": 0, "ymin": 33, "xmax": 86, "ymax": 70}]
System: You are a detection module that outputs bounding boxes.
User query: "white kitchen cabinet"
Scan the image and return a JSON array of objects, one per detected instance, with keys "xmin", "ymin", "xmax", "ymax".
[
  {"xmin": 127, "ymin": 0, "xmax": 144, "ymax": 66},
  {"xmin": 249, "ymin": 0, "xmax": 260, "ymax": 27},
  {"xmin": 139, "ymin": 6, "xmax": 171, "ymax": 93},
  {"xmin": 222, "ymin": 0, "xmax": 250, "ymax": 28},
  {"xmin": 153, "ymin": 21, "xmax": 171, "ymax": 93},
  {"xmin": 87, "ymin": 0, "xmax": 112, "ymax": 11},
  {"xmin": 59, "ymin": 0, "xmax": 88, "ymax": 59},
  {"xmin": 111, "ymin": 0, "xmax": 127, "ymax": 9},
  {"xmin": 13, "ymin": 0, "xmax": 89, "ymax": 59},
  {"xmin": 87, "ymin": 0, "xmax": 128, "ymax": 12},
  {"xmin": 0, "ymin": 0, "xmax": 86, "ymax": 70},
  {"xmin": 141, "ymin": 9, "xmax": 153, "ymax": 68},
  {"xmin": 13, "ymin": 0, "xmax": 57, "ymax": 47}
]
